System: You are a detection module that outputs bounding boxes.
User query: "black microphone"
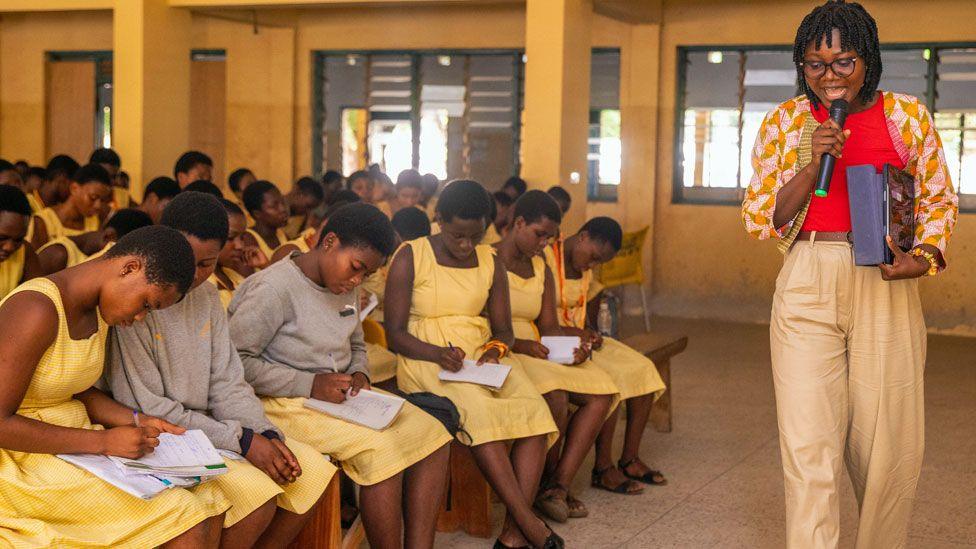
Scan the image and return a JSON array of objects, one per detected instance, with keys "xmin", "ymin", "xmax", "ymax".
[{"xmin": 814, "ymin": 98, "xmax": 850, "ymax": 198}]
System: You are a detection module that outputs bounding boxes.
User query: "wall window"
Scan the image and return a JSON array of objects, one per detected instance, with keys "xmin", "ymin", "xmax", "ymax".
[
  {"xmin": 674, "ymin": 44, "xmax": 976, "ymax": 210},
  {"xmin": 588, "ymin": 50, "xmax": 621, "ymax": 201}
]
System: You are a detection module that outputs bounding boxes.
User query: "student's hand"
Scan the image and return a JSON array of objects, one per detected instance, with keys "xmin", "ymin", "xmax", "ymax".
[
  {"xmin": 359, "ymin": 291, "xmax": 373, "ymax": 312},
  {"xmin": 514, "ymin": 340, "xmax": 549, "ymax": 360},
  {"xmin": 436, "ymin": 346, "xmax": 466, "ymax": 372},
  {"xmin": 349, "ymin": 372, "xmax": 370, "ymax": 396},
  {"xmin": 101, "ymin": 425, "xmax": 161, "ymax": 458},
  {"xmin": 811, "ymin": 118, "xmax": 851, "ymax": 168},
  {"xmin": 311, "ymin": 373, "xmax": 353, "ymax": 403},
  {"xmin": 879, "ymin": 237, "xmax": 931, "ymax": 281},
  {"xmin": 137, "ymin": 414, "xmax": 185, "ymax": 435},
  {"xmin": 270, "ymin": 438, "xmax": 302, "ymax": 478},
  {"xmin": 245, "ymin": 434, "xmax": 297, "ymax": 484},
  {"xmin": 583, "ymin": 328, "xmax": 604, "ymax": 350},
  {"xmin": 571, "ymin": 345, "xmax": 591, "ymax": 365},
  {"xmin": 476, "ymin": 347, "xmax": 502, "ymax": 365}
]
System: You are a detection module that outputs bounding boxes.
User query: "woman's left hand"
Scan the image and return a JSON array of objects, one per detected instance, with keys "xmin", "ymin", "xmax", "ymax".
[
  {"xmin": 349, "ymin": 372, "xmax": 371, "ymax": 396},
  {"xmin": 137, "ymin": 414, "xmax": 186, "ymax": 435},
  {"xmin": 879, "ymin": 237, "xmax": 930, "ymax": 281},
  {"xmin": 476, "ymin": 347, "xmax": 502, "ymax": 365}
]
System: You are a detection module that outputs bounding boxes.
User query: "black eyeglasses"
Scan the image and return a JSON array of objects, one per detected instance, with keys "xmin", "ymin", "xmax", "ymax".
[{"xmin": 798, "ymin": 57, "xmax": 858, "ymax": 78}]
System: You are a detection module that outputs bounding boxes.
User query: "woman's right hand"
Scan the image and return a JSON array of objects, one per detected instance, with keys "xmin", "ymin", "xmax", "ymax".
[
  {"xmin": 311, "ymin": 373, "xmax": 353, "ymax": 403},
  {"xmin": 245, "ymin": 434, "xmax": 298, "ymax": 484},
  {"xmin": 101, "ymin": 425, "xmax": 160, "ymax": 458},
  {"xmin": 810, "ymin": 119, "xmax": 851, "ymax": 168},
  {"xmin": 436, "ymin": 346, "xmax": 466, "ymax": 372}
]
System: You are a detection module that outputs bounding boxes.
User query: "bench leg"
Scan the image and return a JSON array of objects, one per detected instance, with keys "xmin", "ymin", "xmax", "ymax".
[
  {"xmin": 436, "ymin": 441, "xmax": 493, "ymax": 538},
  {"xmin": 289, "ymin": 471, "xmax": 342, "ymax": 549},
  {"xmin": 650, "ymin": 358, "xmax": 672, "ymax": 433}
]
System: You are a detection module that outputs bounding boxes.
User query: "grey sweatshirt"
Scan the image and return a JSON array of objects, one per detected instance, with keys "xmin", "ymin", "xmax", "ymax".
[
  {"xmin": 105, "ymin": 282, "xmax": 280, "ymax": 454},
  {"xmin": 228, "ymin": 255, "xmax": 369, "ymax": 399}
]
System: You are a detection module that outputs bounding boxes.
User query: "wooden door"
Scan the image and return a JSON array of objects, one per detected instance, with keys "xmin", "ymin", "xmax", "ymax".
[{"xmin": 46, "ymin": 59, "xmax": 96, "ymax": 163}]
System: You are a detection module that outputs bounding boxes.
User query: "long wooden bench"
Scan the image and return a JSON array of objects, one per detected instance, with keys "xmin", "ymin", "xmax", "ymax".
[
  {"xmin": 288, "ymin": 470, "xmax": 367, "ymax": 549},
  {"xmin": 434, "ymin": 330, "xmax": 689, "ymax": 538}
]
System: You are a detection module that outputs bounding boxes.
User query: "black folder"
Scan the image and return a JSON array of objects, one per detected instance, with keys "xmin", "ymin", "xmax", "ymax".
[{"xmin": 846, "ymin": 164, "xmax": 915, "ymax": 266}]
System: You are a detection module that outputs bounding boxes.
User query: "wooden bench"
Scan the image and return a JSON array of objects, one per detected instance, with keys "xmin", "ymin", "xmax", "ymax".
[
  {"xmin": 288, "ymin": 470, "xmax": 367, "ymax": 549},
  {"xmin": 434, "ymin": 331, "xmax": 688, "ymax": 538},
  {"xmin": 621, "ymin": 332, "xmax": 688, "ymax": 433}
]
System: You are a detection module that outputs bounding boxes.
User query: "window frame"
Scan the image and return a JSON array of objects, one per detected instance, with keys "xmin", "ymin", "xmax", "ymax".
[{"xmin": 672, "ymin": 41, "xmax": 976, "ymax": 212}]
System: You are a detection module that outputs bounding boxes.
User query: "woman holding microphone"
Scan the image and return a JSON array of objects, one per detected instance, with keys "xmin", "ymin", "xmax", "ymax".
[{"xmin": 741, "ymin": 1, "xmax": 957, "ymax": 547}]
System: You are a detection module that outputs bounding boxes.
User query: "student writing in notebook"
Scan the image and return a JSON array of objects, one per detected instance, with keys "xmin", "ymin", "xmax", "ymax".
[
  {"xmin": 0, "ymin": 185, "xmax": 40, "ymax": 300},
  {"xmin": 0, "ymin": 226, "xmax": 229, "ymax": 547},
  {"xmin": 229, "ymin": 202, "xmax": 452, "ymax": 549}
]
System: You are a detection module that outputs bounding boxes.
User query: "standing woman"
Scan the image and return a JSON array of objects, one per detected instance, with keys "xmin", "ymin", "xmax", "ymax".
[
  {"xmin": 385, "ymin": 180, "xmax": 562, "ymax": 549},
  {"xmin": 741, "ymin": 2, "xmax": 957, "ymax": 547},
  {"xmin": 0, "ymin": 226, "xmax": 229, "ymax": 547}
]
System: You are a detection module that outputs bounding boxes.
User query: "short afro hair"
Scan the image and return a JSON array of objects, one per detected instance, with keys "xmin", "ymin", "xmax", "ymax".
[
  {"xmin": 793, "ymin": 1, "xmax": 882, "ymax": 109},
  {"xmin": 345, "ymin": 170, "xmax": 372, "ymax": 190},
  {"xmin": 242, "ymin": 180, "xmax": 279, "ymax": 214},
  {"xmin": 105, "ymin": 208, "xmax": 153, "ymax": 238},
  {"xmin": 396, "ymin": 169, "xmax": 424, "ymax": 191},
  {"xmin": 27, "ymin": 166, "xmax": 47, "ymax": 181},
  {"xmin": 0, "ymin": 184, "xmax": 31, "ymax": 216},
  {"xmin": 435, "ymin": 179, "xmax": 491, "ymax": 225},
  {"xmin": 104, "ymin": 225, "xmax": 196, "ymax": 296},
  {"xmin": 391, "ymin": 206, "xmax": 432, "ymax": 241},
  {"xmin": 183, "ymin": 179, "xmax": 223, "ymax": 198},
  {"xmin": 173, "ymin": 150, "xmax": 213, "ymax": 178},
  {"xmin": 322, "ymin": 170, "xmax": 343, "ymax": 187},
  {"xmin": 501, "ymin": 176, "xmax": 527, "ymax": 196},
  {"xmin": 228, "ymin": 168, "xmax": 254, "ymax": 193},
  {"xmin": 296, "ymin": 176, "xmax": 325, "ymax": 201},
  {"xmin": 219, "ymin": 198, "xmax": 245, "ymax": 217},
  {"xmin": 46, "ymin": 155, "xmax": 80, "ymax": 181},
  {"xmin": 73, "ymin": 164, "xmax": 112, "ymax": 187},
  {"xmin": 546, "ymin": 186, "xmax": 571, "ymax": 209},
  {"xmin": 327, "ymin": 189, "xmax": 361, "ymax": 207},
  {"xmin": 144, "ymin": 176, "xmax": 181, "ymax": 201},
  {"xmin": 89, "ymin": 148, "xmax": 121, "ymax": 168},
  {"xmin": 513, "ymin": 190, "xmax": 562, "ymax": 226},
  {"xmin": 160, "ymin": 191, "xmax": 230, "ymax": 247},
  {"xmin": 0, "ymin": 159, "xmax": 14, "ymax": 174},
  {"xmin": 318, "ymin": 202, "xmax": 397, "ymax": 257},
  {"xmin": 579, "ymin": 216, "xmax": 623, "ymax": 251}
]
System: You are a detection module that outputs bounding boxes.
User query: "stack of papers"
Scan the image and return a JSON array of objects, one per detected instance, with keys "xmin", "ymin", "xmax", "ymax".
[
  {"xmin": 59, "ymin": 430, "xmax": 227, "ymax": 500},
  {"xmin": 438, "ymin": 359, "xmax": 511, "ymax": 389},
  {"xmin": 305, "ymin": 389, "xmax": 405, "ymax": 430},
  {"xmin": 540, "ymin": 336, "xmax": 582, "ymax": 365}
]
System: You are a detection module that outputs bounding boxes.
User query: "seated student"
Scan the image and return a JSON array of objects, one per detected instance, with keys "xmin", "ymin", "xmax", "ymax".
[
  {"xmin": 0, "ymin": 185, "xmax": 41, "ymax": 299},
  {"xmin": 385, "ymin": 180, "xmax": 562, "ymax": 549},
  {"xmin": 0, "ymin": 159, "xmax": 23, "ymax": 189},
  {"xmin": 174, "ymin": 151, "xmax": 214, "ymax": 189},
  {"xmin": 0, "ymin": 225, "xmax": 229, "ymax": 547},
  {"xmin": 36, "ymin": 208, "xmax": 152, "ymax": 275},
  {"xmin": 39, "ymin": 155, "xmax": 81, "ymax": 209},
  {"xmin": 346, "ymin": 170, "xmax": 374, "ymax": 202},
  {"xmin": 284, "ymin": 176, "xmax": 324, "ymax": 239},
  {"xmin": 90, "ymin": 148, "xmax": 128, "ymax": 214},
  {"xmin": 228, "ymin": 168, "xmax": 256, "ymax": 202},
  {"xmin": 546, "ymin": 217, "xmax": 668, "ymax": 493},
  {"xmin": 419, "ymin": 173, "xmax": 439, "ymax": 213},
  {"xmin": 501, "ymin": 176, "xmax": 527, "ymax": 200},
  {"xmin": 546, "ymin": 186, "xmax": 571, "ymax": 218},
  {"xmin": 209, "ymin": 199, "xmax": 253, "ymax": 310},
  {"xmin": 321, "ymin": 169, "xmax": 344, "ymax": 205},
  {"xmin": 495, "ymin": 191, "xmax": 618, "ymax": 522},
  {"xmin": 13, "ymin": 160, "xmax": 29, "ymax": 180},
  {"xmin": 241, "ymin": 180, "xmax": 291, "ymax": 267},
  {"xmin": 139, "ymin": 176, "xmax": 181, "ymax": 224},
  {"xmin": 23, "ymin": 167, "xmax": 47, "ymax": 213},
  {"xmin": 228, "ymin": 203, "xmax": 453, "ymax": 549},
  {"xmin": 371, "ymin": 171, "xmax": 396, "ymax": 206},
  {"xmin": 107, "ymin": 193, "xmax": 334, "ymax": 547},
  {"xmin": 485, "ymin": 190, "xmax": 514, "ymax": 245},
  {"xmin": 31, "ymin": 164, "xmax": 109, "ymax": 249},
  {"xmin": 183, "ymin": 180, "xmax": 224, "ymax": 198},
  {"xmin": 377, "ymin": 169, "xmax": 424, "ymax": 219}
]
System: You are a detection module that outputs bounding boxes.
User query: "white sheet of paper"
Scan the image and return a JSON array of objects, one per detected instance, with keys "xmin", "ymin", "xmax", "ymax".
[
  {"xmin": 438, "ymin": 359, "xmax": 511, "ymax": 389},
  {"xmin": 110, "ymin": 430, "xmax": 227, "ymax": 476},
  {"xmin": 59, "ymin": 454, "xmax": 172, "ymax": 500},
  {"xmin": 304, "ymin": 389, "xmax": 405, "ymax": 430},
  {"xmin": 540, "ymin": 336, "xmax": 582, "ymax": 365},
  {"xmin": 359, "ymin": 292, "xmax": 379, "ymax": 321}
]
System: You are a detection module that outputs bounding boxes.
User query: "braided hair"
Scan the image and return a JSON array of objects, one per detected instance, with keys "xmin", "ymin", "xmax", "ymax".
[{"xmin": 793, "ymin": 0, "xmax": 881, "ymax": 108}]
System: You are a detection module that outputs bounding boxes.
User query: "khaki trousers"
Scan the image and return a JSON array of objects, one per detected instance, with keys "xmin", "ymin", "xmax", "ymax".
[{"xmin": 770, "ymin": 240, "xmax": 926, "ymax": 549}]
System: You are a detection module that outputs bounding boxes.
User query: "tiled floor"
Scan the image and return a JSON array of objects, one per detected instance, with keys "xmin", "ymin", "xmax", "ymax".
[{"xmin": 432, "ymin": 317, "xmax": 976, "ymax": 548}]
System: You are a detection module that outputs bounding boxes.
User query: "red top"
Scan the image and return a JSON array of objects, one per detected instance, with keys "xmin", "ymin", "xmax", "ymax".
[{"xmin": 801, "ymin": 94, "xmax": 905, "ymax": 232}]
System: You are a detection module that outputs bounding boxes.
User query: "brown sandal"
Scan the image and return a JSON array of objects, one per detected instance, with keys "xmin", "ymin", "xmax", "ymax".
[
  {"xmin": 619, "ymin": 458, "xmax": 668, "ymax": 486},
  {"xmin": 590, "ymin": 466, "xmax": 644, "ymax": 495},
  {"xmin": 534, "ymin": 483, "xmax": 569, "ymax": 523},
  {"xmin": 566, "ymin": 493, "xmax": 588, "ymax": 518}
]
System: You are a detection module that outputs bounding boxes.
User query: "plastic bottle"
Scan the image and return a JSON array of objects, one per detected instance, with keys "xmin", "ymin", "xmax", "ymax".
[{"xmin": 597, "ymin": 299, "xmax": 613, "ymax": 337}]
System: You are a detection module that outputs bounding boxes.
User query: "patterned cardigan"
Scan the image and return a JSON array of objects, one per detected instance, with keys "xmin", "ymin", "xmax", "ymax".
[{"xmin": 741, "ymin": 91, "xmax": 958, "ymax": 270}]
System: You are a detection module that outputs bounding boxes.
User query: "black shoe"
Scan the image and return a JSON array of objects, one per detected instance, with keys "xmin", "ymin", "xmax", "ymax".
[
  {"xmin": 494, "ymin": 540, "xmax": 529, "ymax": 549},
  {"xmin": 541, "ymin": 531, "xmax": 565, "ymax": 549}
]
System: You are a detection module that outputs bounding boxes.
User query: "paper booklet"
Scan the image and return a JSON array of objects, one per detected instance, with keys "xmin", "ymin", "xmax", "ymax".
[
  {"xmin": 540, "ymin": 336, "xmax": 582, "ymax": 365},
  {"xmin": 305, "ymin": 389, "xmax": 405, "ymax": 430},
  {"xmin": 359, "ymin": 292, "xmax": 380, "ymax": 321},
  {"xmin": 59, "ymin": 453, "xmax": 175, "ymax": 500},
  {"xmin": 438, "ymin": 359, "xmax": 511, "ymax": 389},
  {"xmin": 109, "ymin": 429, "xmax": 229, "ymax": 477}
]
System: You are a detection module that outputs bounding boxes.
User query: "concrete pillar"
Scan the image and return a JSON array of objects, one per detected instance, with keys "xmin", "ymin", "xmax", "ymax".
[
  {"xmin": 112, "ymin": 0, "xmax": 191, "ymax": 200},
  {"xmin": 521, "ymin": 0, "xmax": 593, "ymax": 231}
]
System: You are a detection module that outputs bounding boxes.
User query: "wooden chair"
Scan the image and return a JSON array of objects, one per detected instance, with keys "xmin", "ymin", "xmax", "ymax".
[
  {"xmin": 621, "ymin": 331, "xmax": 689, "ymax": 432},
  {"xmin": 597, "ymin": 226, "xmax": 652, "ymax": 332}
]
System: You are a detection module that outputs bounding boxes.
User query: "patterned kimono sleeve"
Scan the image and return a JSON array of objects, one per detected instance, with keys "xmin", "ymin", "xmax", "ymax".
[
  {"xmin": 742, "ymin": 107, "xmax": 788, "ymax": 240},
  {"xmin": 912, "ymin": 103, "xmax": 958, "ymax": 268}
]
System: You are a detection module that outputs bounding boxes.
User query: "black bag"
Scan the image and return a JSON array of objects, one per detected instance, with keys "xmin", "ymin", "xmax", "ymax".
[{"xmin": 392, "ymin": 390, "xmax": 471, "ymax": 444}]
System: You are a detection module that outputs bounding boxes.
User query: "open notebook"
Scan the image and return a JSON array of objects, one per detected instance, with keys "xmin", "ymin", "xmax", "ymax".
[
  {"xmin": 438, "ymin": 359, "xmax": 511, "ymax": 389},
  {"xmin": 540, "ymin": 336, "xmax": 582, "ymax": 365},
  {"xmin": 109, "ymin": 429, "xmax": 228, "ymax": 477},
  {"xmin": 305, "ymin": 389, "xmax": 405, "ymax": 430}
]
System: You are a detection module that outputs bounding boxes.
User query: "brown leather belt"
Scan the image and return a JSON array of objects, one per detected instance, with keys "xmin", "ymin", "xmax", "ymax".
[{"xmin": 795, "ymin": 231, "xmax": 852, "ymax": 244}]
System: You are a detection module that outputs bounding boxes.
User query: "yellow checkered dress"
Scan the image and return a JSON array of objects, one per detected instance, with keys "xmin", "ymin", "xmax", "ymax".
[{"xmin": 0, "ymin": 278, "xmax": 229, "ymax": 547}]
